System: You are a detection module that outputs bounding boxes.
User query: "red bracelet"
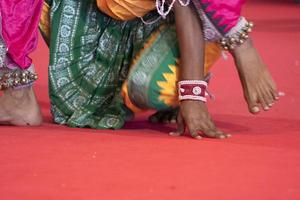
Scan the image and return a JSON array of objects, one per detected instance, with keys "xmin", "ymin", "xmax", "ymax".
[{"xmin": 178, "ymin": 80, "xmax": 208, "ymax": 102}]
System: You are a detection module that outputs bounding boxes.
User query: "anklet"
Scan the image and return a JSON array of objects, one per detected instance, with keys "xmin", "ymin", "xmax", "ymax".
[
  {"xmin": 0, "ymin": 68, "xmax": 38, "ymax": 90},
  {"xmin": 0, "ymin": 35, "xmax": 38, "ymax": 90},
  {"xmin": 219, "ymin": 20, "xmax": 254, "ymax": 51},
  {"xmin": 178, "ymin": 80, "xmax": 208, "ymax": 102}
]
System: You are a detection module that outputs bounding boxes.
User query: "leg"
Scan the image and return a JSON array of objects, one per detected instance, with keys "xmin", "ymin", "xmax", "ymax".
[
  {"xmin": 194, "ymin": 0, "xmax": 280, "ymax": 114},
  {"xmin": 0, "ymin": 0, "xmax": 43, "ymax": 126},
  {"xmin": 232, "ymin": 38, "xmax": 280, "ymax": 114}
]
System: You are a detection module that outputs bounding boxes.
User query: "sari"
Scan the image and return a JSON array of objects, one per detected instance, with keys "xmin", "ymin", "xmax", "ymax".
[{"xmin": 40, "ymin": 0, "xmax": 244, "ymax": 129}]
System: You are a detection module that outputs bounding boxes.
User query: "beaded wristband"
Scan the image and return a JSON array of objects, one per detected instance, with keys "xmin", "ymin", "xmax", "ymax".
[{"xmin": 178, "ymin": 80, "xmax": 208, "ymax": 102}]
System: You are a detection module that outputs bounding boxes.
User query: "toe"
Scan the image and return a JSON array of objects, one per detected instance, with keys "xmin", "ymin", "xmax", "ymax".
[
  {"xmin": 247, "ymin": 94, "xmax": 260, "ymax": 114},
  {"xmin": 251, "ymin": 106, "xmax": 260, "ymax": 114},
  {"xmin": 265, "ymin": 91, "xmax": 275, "ymax": 107},
  {"xmin": 259, "ymin": 96, "xmax": 270, "ymax": 111},
  {"xmin": 259, "ymin": 84, "xmax": 274, "ymax": 109}
]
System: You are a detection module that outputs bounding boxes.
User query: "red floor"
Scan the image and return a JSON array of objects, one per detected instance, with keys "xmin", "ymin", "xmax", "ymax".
[{"xmin": 1, "ymin": 1, "xmax": 300, "ymax": 200}]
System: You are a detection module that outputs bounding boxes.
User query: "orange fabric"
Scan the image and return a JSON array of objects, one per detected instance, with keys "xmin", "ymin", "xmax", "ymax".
[
  {"xmin": 204, "ymin": 42, "xmax": 221, "ymax": 74},
  {"xmin": 96, "ymin": 0, "xmax": 155, "ymax": 20},
  {"xmin": 122, "ymin": 42, "xmax": 222, "ymax": 113},
  {"xmin": 121, "ymin": 82, "xmax": 145, "ymax": 113},
  {"xmin": 39, "ymin": 2, "xmax": 51, "ymax": 43}
]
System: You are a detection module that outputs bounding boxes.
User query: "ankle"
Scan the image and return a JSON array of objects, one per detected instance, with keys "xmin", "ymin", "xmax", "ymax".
[
  {"xmin": 4, "ymin": 87, "xmax": 32, "ymax": 100},
  {"xmin": 232, "ymin": 38, "xmax": 254, "ymax": 56}
]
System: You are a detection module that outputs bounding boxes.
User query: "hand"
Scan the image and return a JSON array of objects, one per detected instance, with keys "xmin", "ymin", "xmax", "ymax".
[{"xmin": 170, "ymin": 100, "xmax": 231, "ymax": 139}]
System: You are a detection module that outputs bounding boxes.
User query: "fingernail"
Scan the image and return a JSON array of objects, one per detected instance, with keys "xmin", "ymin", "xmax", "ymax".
[
  {"xmin": 195, "ymin": 136, "xmax": 202, "ymax": 140},
  {"xmin": 226, "ymin": 134, "xmax": 232, "ymax": 138},
  {"xmin": 268, "ymin": 103, "xmax": 273, "ymax": 107},
  {"xmin": 170, "ymin": 119, "xmax": 177, "ymax": 124},
  {"xmin": 169, "ymin": 132, "xmax": 178, "ymax": 136},
  {"xmin": 219, "ymin": 135, "xmax": 226, "ymax": 139},
  {"xmin": 278, "ymin": 92, "xmax": 285, "ymax": 97}
]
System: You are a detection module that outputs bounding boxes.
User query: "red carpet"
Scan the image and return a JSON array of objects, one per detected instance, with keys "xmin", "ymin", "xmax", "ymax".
[{"xmin": 1, "ymin": 1, "xmax": 300, "ymax": 200}]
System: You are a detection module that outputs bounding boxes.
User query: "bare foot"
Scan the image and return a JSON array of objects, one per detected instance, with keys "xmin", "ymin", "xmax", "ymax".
[
  {"xmin": 149, "ymin": 108, "xmax": 179, "ymax": 124},
  {"xmin": 0, "ymin": 87, "xmax": 42, "ymax": 126},
  {"xmin": 232, "ymin": 38, "xmax": 281, "ymax": 114}
]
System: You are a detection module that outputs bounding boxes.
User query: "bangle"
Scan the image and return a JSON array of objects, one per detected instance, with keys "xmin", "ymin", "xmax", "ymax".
[{"xmin": 178, "ymin": 80, "xmax": 208, "ymax": 102}]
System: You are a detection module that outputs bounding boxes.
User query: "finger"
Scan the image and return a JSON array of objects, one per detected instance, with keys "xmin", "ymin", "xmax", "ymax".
[
  {"xmin": 205, "ymin": 119, "xmax": 231, "ymax": 138},
  {"xmin": 206, "ymin": 119, "xmax": 217, "ymax": 131},
  {"xmin": 169, "ymin": 114, "xmax": 185, "ymax": 137},
  {"xmin": 162, "ymin": 111, "xmax": 173, "ymax": 124},
  {"xmin": 216, "ymin": 129, "xmax": 232, "ymax": 138},
  {"xmin": 203, "ymin": 128, "xmax": 226, "ymax": 139},
  {"xmin": 189, "ymin": 129, "xmax": 202, "ymax": 140},
  {"xmin": 202, "ymin": 120, "xmax": 231, "ymax": 139},
  {"xmin": 149, "ymin": 111, "xmax": 164, "ymax": 123},
  {"xmin": 162, "ymin": 116, "xmax": 170, "ymax": 124},
  {"xmin": 169, "ymin": 110, "xmax": 178, "ymax": 124},
  {"xmin": 186, "ymin": 119, "xmax": 204, "ymax": 139},
  {"xmin": 186, "ymin": 119, "xmax": 204, "ymax": 140}
]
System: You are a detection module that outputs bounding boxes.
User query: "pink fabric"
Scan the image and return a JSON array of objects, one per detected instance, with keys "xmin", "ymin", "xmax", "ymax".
[
  {"xmin": 0, "ymin": 0, "xmax": 43, "ymax": 69},
  {"xmin": 201, "ymin": 0, "xmax": 246, "ymax": 33}
]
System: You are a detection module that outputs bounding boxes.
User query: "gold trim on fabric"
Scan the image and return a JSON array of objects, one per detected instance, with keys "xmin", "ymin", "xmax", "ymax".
[{"xmin": 39, "ymin": 2, "xmax": 51, "ymax": 42}]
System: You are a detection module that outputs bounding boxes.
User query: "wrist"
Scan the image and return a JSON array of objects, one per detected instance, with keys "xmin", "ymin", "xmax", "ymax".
[{"xmin": 178, "ymin": 80, "xmax": 208, "ymax": 102}]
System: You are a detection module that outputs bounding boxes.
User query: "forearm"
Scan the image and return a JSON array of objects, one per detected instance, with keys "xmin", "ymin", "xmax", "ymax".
[{"xmin": 173, "ymin": 3, "xmax": 205, "ymax": 80}]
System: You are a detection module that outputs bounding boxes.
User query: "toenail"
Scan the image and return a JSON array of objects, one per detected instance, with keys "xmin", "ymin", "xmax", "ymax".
[
  {"xmin": 264, "ymin": 106, "xmax": 270, "ymax": 110},
  {"xmin": 252, "ymin": 107, "xmax": 260, "ymax": 113}
]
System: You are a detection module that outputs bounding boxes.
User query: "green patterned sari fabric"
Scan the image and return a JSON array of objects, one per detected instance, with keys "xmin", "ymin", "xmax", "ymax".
[{"xmin": 44, "ymin": 0, "xmax": 174, "ymax": 129}]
